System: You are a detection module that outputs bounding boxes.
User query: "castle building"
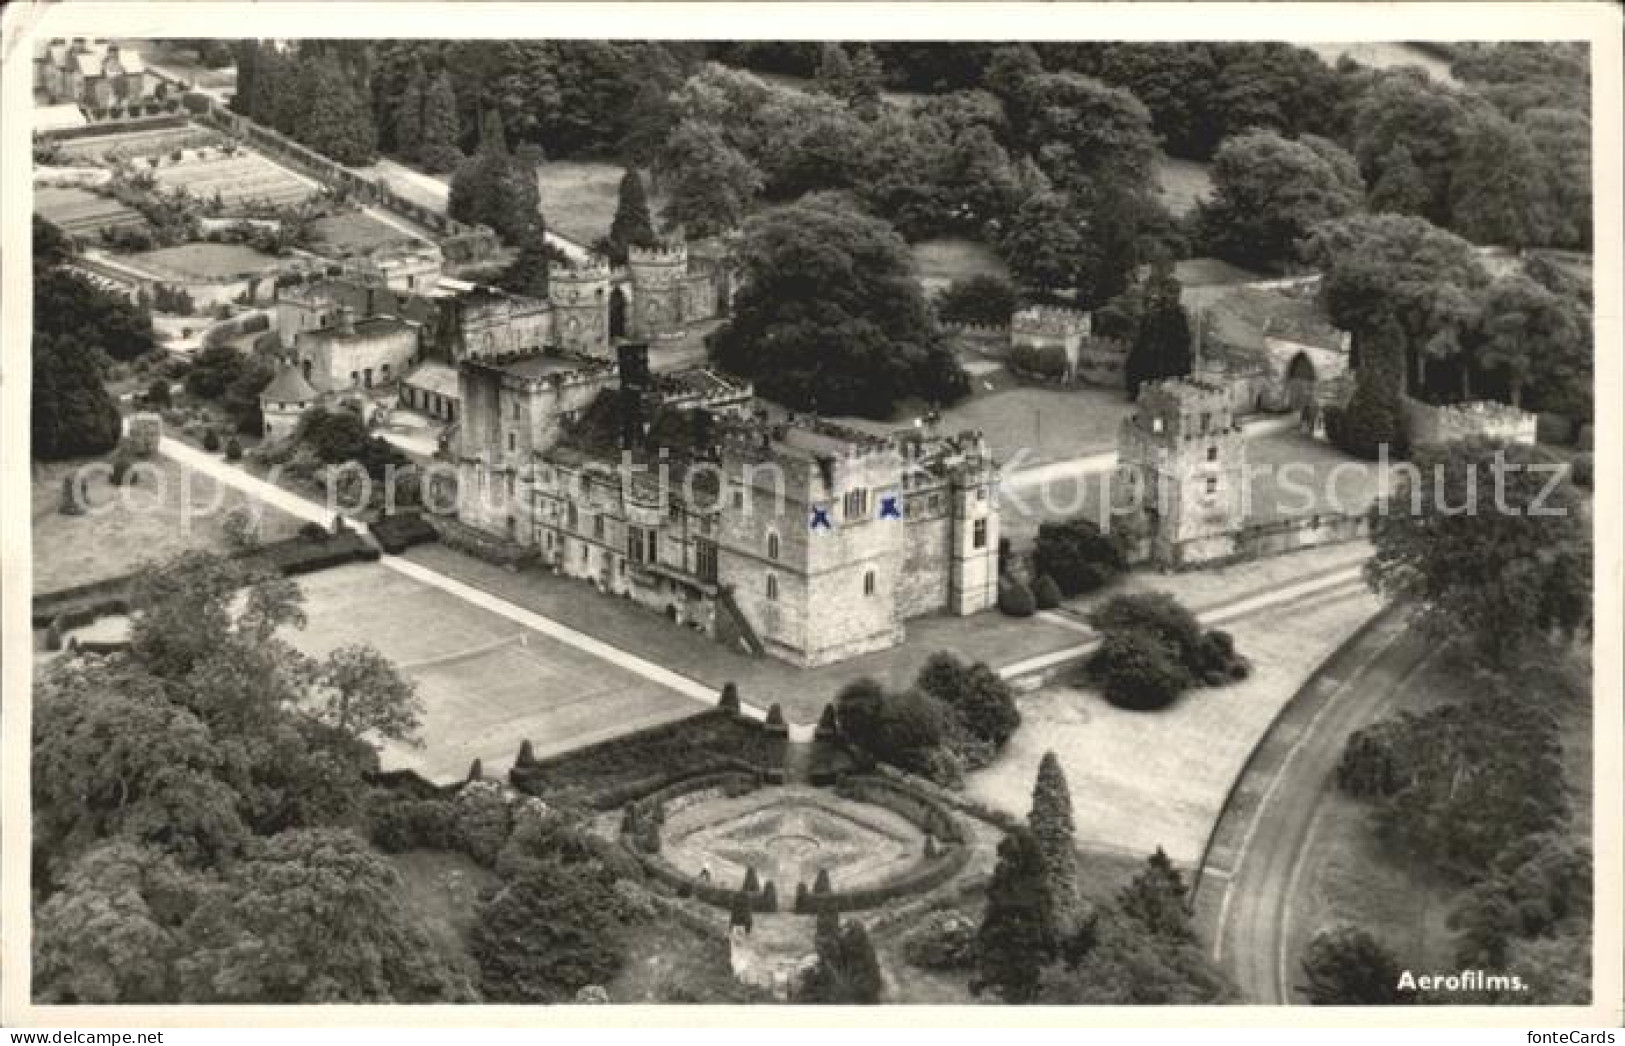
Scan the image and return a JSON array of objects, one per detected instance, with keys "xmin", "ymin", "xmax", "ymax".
[
  {"xmin": 624, "ymin": 242, "xmax": 731, "ymax": 341},
  {"xmin": 451, "ymin": 344, "xmax": 1000, "ymax": 667},
  {"xmin": 291, "ymin": 307, "xmax": 420, "ymax": 394},
  {"xmin": 258, "ymin": 363, "xmax": 319, "ymax": 443},
  {"xmin": 1117, "ymin": 378, "xmax": 1249, "ymax": 568},
  {"xmin": 547, "ymin": 258, "xmax": 614, "ymax": 356},
  {"xmin": 35, "ymin": 39, "xmax": 148, "ymax": 109}
]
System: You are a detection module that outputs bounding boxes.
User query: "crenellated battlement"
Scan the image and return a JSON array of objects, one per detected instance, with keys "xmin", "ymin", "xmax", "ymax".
[
  {"xmin": 462, "ymin": 350, "xmax": 617, "ymax": 394},
  {"xmin": 628, "ymin": 241, "xmax": 689, "ymax": 267},
  {"xmin": 552, "ymin": 256, "xmax": 614, "ymax": 283}
]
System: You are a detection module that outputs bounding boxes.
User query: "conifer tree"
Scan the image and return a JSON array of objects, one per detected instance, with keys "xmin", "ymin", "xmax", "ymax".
[
  {"xmin": 499, "ymin": 220, "xmax": 552, "ymax": 300},
  {"xmin": 973, "ymin": 827, "xmax": 1056, "ymax": 1003},
  {"xmin": 419, "ymin": 70, "xmax": 464, "ymax": 173},
  {"xmin": 815, "ymin": 43, "xmax": 855, "ymax": 99},
  {"xmin": 609, "ymin": 169, "xmax": 658, "ymax": 260},
  {"xmin": 1117, "ymin": 846, "xmax": 1192, "ymax": 939},
  {"xmin": 1124, "ymin": 258, "xmax": 1192, "ymax": 400},
  {"xmin": 1327, "ymin": 311, "xmax": 1409, "ymax": 460},
  {"xmin": 847, "ymin": 45, "xmax": 885, "ymax": 117},
  {"xmin": 392, "ymin": 58, "xmax": 426, "ymax": 162},
  {"xmin": 1029, "ymin": 752, "xmax": 1084, "ymax": 938}
]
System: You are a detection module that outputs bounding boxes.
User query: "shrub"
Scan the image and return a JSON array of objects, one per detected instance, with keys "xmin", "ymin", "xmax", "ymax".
[
  {"xmin": 1089, "ymin": 630, "xmax": 1191, "ymax": 711},
  {"xmin": 814, "ymin": 869, "xmax": 832, "ymax": 894},
  {"xmin": 761, "ymin": 881, "xmax": 778, "ymax": 911},
  {"xmin": 44, "ymin": 618, "xmax": 64, "ymax": 652},
  {"xmin": 815, "ymin": 704, "xmax": 839, "ymax": 741},
  {"xmin": 1034, "ymin": 519, "xmax": 1126, "ymax": 597},
  {"xmin": 515, "ymin": 739, "xmax": 537, "ymax": 769},
  {"xmin": 202, "ymin": 428, "xmax": 221, "ymax": 453},
  {"xmin": 224, "ymin": 436, "xmax": 243, "ymax": 462},
  {"xmin": 998, "ymin": 579, "xmax": 1036, "ymax": 617},
  {"xmin": 1009, "ymin": 342, "xmax": 1070, "ymax": 380},
  {"xmin": 743, "ymin": 866, "xmax": 760, "ymax": 893},
  {"xmin": 467, "ymin": 758, "xmax": 484, "ymax": 782},
  {"xmin": 59, "ymin": 475, "xmax": 84, "ymax": 516},
  {"xmin": 370, "ymin": 796, "xmax": 459, "ymax": 852},
  {"xmin": 145, "ymin": 378, "xmax": 173, "ymax": 408},
  {"xmin": 901, "ymin": 909, "xmax": 978, "ymax": 971},
  {"xmin": 1032, "ymin": 574, "xmax": 1062, "ymax": 610},
  {"xmin": 298, "ymin": 521, "xmax": 331, "ymax": 543},
  {"xmin": 718, "ymin": 682, "xmax": 741, "ymax": 713},
  {"xmin": 454, "ymin": 779, "xmax": 513, "ymax": 867},
  {"xmin": 937, "ymin": 274, "xmax": 1018, "ymax": 327}
]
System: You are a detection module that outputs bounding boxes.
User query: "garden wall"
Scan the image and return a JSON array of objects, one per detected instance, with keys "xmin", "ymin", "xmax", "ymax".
[{"xmin": 1403, "ymin": 398, "xmax": 1537, "ymax": 447}]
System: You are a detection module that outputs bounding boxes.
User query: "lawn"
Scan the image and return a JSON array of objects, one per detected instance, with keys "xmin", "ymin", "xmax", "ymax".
[
  {"xmin": 832, "ymin": 384, "xmax": 1132, "ymax": 465},
  {"xmin": 34, "ymin": 186, "xmax": 146, "ymax": 240},
  {"xmin": 311, "ymin": 209, "xmax": 421, "ymax": 253},
  {"xmin": 401, "ymin": 542, "xmax": 1087, "ymax": 724},
  {"xmin": 126, "ymin": 243, "xmax": 284, "ymax": 282},
  {"xmin": 910, "ymin": 237, "xmax": 1009, "ymax": 295},
  {"xmin": 388, "ymin": 849, "xmax": 497, "ymax": 986},
  {"xmin": 965, "ymin": 585, "xmax": 1382, "ymax": 867},
  {"xmin": 1155, "ymin": 152, "xmax": 1214, "ymax": 216},
  {"xmin": 31, "ymin": 455, "xmax": 304, "ymax": 595},
  {"xmin": 285, "ymin": 561, "xmax": 707, "ymax": 782},
  {"xmin": 534, "ymin": 161, "xmax": 670, "ymax": 248},
  {"xmin": 1243, "ymin": 428, "xmax": 1392, "ymax": 523}
]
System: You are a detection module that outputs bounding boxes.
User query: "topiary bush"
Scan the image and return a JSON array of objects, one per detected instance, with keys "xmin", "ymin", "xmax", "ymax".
[
  {"xmin": 1570, "ymin": 452, "xmax": 1593, "ymax": 490},
  {"xmin": 1089, "ymin": 630, "xmax": 1191, "ymax": 711},
  {"xmin": 224, "ymin": 436, "xmax": 243, "ymax": 462},
  {"xmin": 998, "ymin": 579, "xmax": 1036, "ymax": 617},
  {"xmin": 454, "ymin": 779, "xmax": 514, "ymax": 867},
  {"xmin": 1034, "ymin": 518, "xmax": 1126, "ymax": 597},
  {"xmin": 202, "ymin": 428, "xmax": 221, "ymax": 453},
  {"xmin": 1032, "ymin": 574, "xmax": 1062, "ymax": 610},
  {"xmin": 719, "ymin": 682, "xmax": 741, "ymax": 713},
  {"xmin": 765, "ymin": 704, "xmax": 785, "ymax": 728},
  {"xmin": 44, "ymin": 618, "xmax": 65, "ymax": 652},
  {"xmin": 515, "ymin": 739, "xmax": 537, "ymax": 769}
]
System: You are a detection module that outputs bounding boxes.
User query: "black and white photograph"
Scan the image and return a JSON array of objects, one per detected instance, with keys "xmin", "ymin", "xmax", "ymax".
[{"xmin": 1, "ymin": 0, "xmax": 1619, "ymax": 1028}]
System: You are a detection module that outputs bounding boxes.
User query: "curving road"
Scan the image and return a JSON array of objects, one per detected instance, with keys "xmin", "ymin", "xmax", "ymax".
[{"xmin": 1203, "ymin": 605, "xmax": 1439, "ymax": 1003}]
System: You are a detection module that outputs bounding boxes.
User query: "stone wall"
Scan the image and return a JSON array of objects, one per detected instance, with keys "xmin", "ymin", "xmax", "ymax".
[{"xmin": 1404, "ymin": 398, "xmax": 1538, "ymax": 447}]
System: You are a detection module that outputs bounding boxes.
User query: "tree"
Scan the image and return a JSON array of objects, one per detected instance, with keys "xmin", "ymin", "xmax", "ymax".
[
  {"xmin": 1124, "ymin": 258, "xmax": 1193, "ymax": 399},
  {"xmin": 935, "ymin": 274, "xmax": 1018, "ymax": 327},
  {"xmin": 997, "ymin": 191, "xmax": 1092, "ymax": 293},
  {"xmin": 1473, "ymin": 272, "xmax": 1586, "ymax": 409},
  {"xmin": 390, "ymin": 58, "xmax": 426, "ymax": 162},
  {"xmin": 1367, "ymin": 144, "xmax": 1433, "ymax": 217},
  {"xmin": 297, "ymin": 50, "xmax": 376, "ymax": 166},
  {"xmin": 973, "ymin": 827, "xmax": 1056, "ymax": 1003},
  {"xmin": 915, "ymin": 653, "xmax": 1021, "ymax": 750},
  {"xmin": 308, "ymin": 644, "xmax": 425, "ymax": 745},
  {"xmin": 1519, "ymin": 107, "xmax": 1591, "ymax": 249},
  {"xmin": 657, "ymin": 119, "xmax": 764, "ymax": 239},
  {"xmin": 999, "ymin": 579, "xmax": 1037, "ymax": 618},
  {"xmin": 32, "ymin": 334, "xmax": 122, "ymax": 461},
  {"xmin": 1022, "ymin": 73, "xmax": 1158, "ymax": 195},
  {"xmin": 1117, "ymin": 847, "xmax": 1192, "ymax": 939},
  {"xmin": 1301, "ymin": 213, "xmax": 1488, "ymax": 399},
  {"xmin": 1089, "ymin": 630, "xmax": 1190, "ymax": 711},
  {"xmin": 1029, "ymin": 753, "xmax": 1085, "ymax": 937},
  {"xmin": 1449, "ymin": 112, "xmax": 1551, "ymax": 247},
  {"xmin": 498, "ymin": 220, "xmax": 553, "ymax": 299},
  {"xmin": 711, "ymin": 193, "xmax": 966, "ymax": 419},
  {"xmin": 1033, "ymin": 575, "xmax": 1062, "ymax": 610},
  {"xmin": 814, "ymin": 43, "xmax": 855, "ymax": 99},
  {"xmin": 472, "ymin": 862, "xmax": 625, "ymax": 1003},
  {"xmin": 1298, "ymin": 925, "xmax": 1414, "ymax": 1005},
  {"xmin": 1199, "ymin": 130, "xmax": 1364, "ymax": 272},
  {"xmin": 448, "ymin": 110, "xmax": 542, "ymax": 244},
  {"xmin": 1325, "ymin": 311, "xmax": 1408, "ymax": 460},
  {"xmin": 800, "ymin": 920, "xmax": 884, "ymax": 1003},
  {"xmin": 1365, "ymin": 439, "xmax": 1591, "ymax": 659},
  {"xmin": 418, "ymin": 70, "xmax": 464, "ymax": 173},
  {"xmin": 1352, "ymin": 72, "xmax": 1478, "ymax": 227},
  {"xmin": 180, "ymin": 828, "xmax": 472, "ymax": 1002},
  {"xmin": 1033, "ymin": 518, "xmax": 1126, "ymax": 596},
  {"xmin": 33, "ymin": 842, "xmax": 216, "ymax": 1004},
  {"xmin": 607, "ymin": 168, "xmax": 658, "ymax": 261}
]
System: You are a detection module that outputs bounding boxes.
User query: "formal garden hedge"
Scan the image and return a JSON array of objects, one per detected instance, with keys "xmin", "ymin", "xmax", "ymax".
[
  {"xmin": 508, "ymin": 709, "xmax": 787, "ymax": 810},
  {"xmin": 246, "ymin": 530, "xmax": 380, "ymax": 576},
  {"xmin": 370, "ymin": 512, "xmax": 440, "ymax": 555}
]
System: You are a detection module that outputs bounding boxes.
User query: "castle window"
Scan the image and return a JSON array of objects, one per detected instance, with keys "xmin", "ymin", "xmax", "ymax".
[
  {"xmin": 695, "ymin": 539, "xmax": 718, "ymax": 583},
  {"xmin": 732, "ymin": 489, "xmax": 745, "ymax": 511},
  {"xmin": 1205, "ymin": 476, "xmax": 1219, "ymax": 495},
  {"xmin": 512, "ymin": 401, "xmax": 520, "ymax": 420},
  {"xmin": 669, "ymin": 501, "xmax": 681, "ymax": 522},
  {"xmin": 593, "ymin": 515, "xmax": 604, "ymax": 540},
  {"xmin": 843, "ymin": 488, "xmax": 869, "ymax": 520},
  {"xmin": 766, "ymin": 574, "xmax": 779, "ymax": 601},
  {"xmin": 1200, "ymin": 412, "xmax": 1211, "ymax": 434},
  {"xmin": 567, "ymin": 503, "xmax": 579, "ymax": 530},
  {"xmin": 864, "ymin": 570, "xmax": 876, "ymax": 597},
  {"xmin": 1207, "ymin": 445, "xmax": 1218, "ymax": 462},
  {"xmin": 508, "ymin": 433, "xmax": 517, "ymax": 453},
  {"xmin": 1152, "ymin": 417, "xmax": 1164, "ymax": 434},
  {"xmin": 973, "ymin": 519, "xmax": 987, "ymax": 549},
  {"xmin": 767, "ymin": 532, "xmax": 780, "ymax": 560}
]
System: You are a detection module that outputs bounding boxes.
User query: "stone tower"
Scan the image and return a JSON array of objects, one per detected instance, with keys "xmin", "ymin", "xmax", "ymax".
[
  {"xmin": 946, "ymin": 436, "xmax": 1001, "ymax": 615},
  {"xmin": 549, "ymin": 256, "xmax": 612, "ymax": 357},
  {"xmin": 627, "ymin": 241, "xmax": 688, "ymax": 341},
  {"xmin": 1116, "ymin": 378, "xmax": 1248, "ymax": 567}
]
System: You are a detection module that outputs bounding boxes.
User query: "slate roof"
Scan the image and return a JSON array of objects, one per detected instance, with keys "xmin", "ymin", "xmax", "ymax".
[{"xmin": 259, "ymin": 365, "xmax": 317, "ymax": 404}]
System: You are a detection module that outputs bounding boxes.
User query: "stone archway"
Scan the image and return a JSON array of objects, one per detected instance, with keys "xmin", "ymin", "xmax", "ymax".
[{"xmin": 1286, "ymin": 352, "xmax": 1317, "ymax": 411}]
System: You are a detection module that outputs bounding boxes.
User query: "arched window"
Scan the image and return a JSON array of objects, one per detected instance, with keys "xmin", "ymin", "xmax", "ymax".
[
  {"xmin": 767, "ymin": 531, "xmax": 780, "ymax": 560},
  {"xmin": 766, "ymin": 574, "xmax": 779, "ymax": 601},
  {"xmin": 864, "ymin": 570, "xmax": 876, "ymax": 597}
]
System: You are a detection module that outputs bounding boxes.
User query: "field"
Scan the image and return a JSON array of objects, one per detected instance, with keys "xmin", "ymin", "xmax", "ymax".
[
  {"xmin": 285, "ymin": 561, "xmax": 706, "ymax": 782},
  {"xmin": 151, "ymin": 148, "xmax": 320, "ymax": 208},
  {"xmin": 125, "ymin": 242, "xmax": 284, "ymax": 281},
  {"xmin": 910, "ymin": 237, "xmax": 1009, "ymax": 294},
  {"xmin": 534, "ymin": 161, "xmax": 671, "ymax": 247},
  {"xmin": 966, "ymin": 584, "xmax": 1382, "ymax": 866},
  {"xmin": 1303, "ymin": 42, "xmax": 1458, "ymax": 84},
  {"xmin": 1155, "ymin": 152, "xmax": 1214, "ymax": 216},
  {"xmin": 34, "ymin": 185, "xmax": 146, "ymax": 240},
  {"xmin": 310, "ymin": 208, "xmax": 422, "ymax": 253},
  {"xmin": 31, "ymin": 455, "xmax": 304, "ymax": 595}
]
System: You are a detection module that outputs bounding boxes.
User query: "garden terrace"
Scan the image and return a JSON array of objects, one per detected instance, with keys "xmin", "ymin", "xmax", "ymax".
[
  {"xmin": 509, "ymin": 709, "xmax": 788, "ymax": 810},
  {"xmin": 50, "ymin": 120, "xmax": 216, "ymax": 163},
  {"xmin": 150, "ymin": 148, "xmax": 319, "ymax": 209},
  {"xmin": 124, "ymin": 243, "xmax": 286, "ymax": 283},
  {"xmin": 34, "ymin": 185, "xmax": 146, "ymax": 240}
]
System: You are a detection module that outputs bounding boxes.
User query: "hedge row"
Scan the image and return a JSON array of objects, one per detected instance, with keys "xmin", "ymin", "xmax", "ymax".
[
  {"xmin": 507, "ymin": 709, "xmax": 785, "ymax": 809},
  {"xmin": 247, "ymin": 531, "xmax": 380, "ymax": 577},
  {"xmin": 794, "ymin": 845, "xmax": 971, "ymax": 915},
  {"xmin": 640, "ymin": 851, "xmax": 780, "ymax": 913},
  {"xmin": 833, "ymin": 774, "xmax": 965, "ymax": 845},
  {"xmin": 370, "ymin": 513, "xmax": 439, "ymax": 555}
]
